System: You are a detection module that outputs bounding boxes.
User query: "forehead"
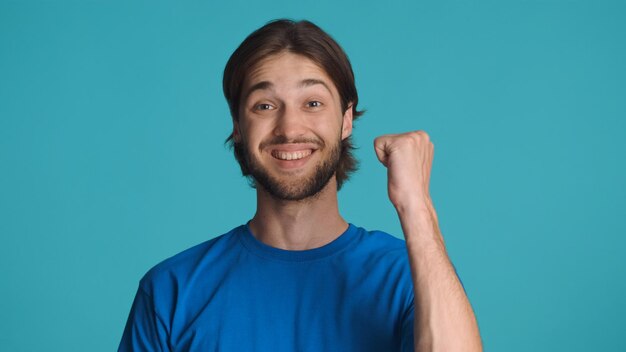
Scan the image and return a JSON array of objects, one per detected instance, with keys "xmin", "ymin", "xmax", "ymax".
[{"xmin": 242, "ymin": 52, "xmax": 338, "ymax": 98}]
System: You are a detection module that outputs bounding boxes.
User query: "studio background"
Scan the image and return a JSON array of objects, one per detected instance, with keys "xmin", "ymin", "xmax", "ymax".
[{"xmin": 1, "ymin": 1, "xmax": 624, "ymax": 351}]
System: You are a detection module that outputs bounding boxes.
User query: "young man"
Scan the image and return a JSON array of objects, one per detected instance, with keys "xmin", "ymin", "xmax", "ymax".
[{"xmin": 119, "ymin": 19, "xmax": 482, "ymax": 351}]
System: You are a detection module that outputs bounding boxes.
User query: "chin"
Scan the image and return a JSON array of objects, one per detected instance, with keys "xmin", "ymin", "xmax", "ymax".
[{"xmin": 257, "ymin": 172, "xmax": 336, "ymax": 202}]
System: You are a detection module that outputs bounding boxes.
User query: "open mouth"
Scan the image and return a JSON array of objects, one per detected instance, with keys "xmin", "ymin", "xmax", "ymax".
[{"xmin": 271, "ymin": 149, "xmax": 314, "ymax": 161}]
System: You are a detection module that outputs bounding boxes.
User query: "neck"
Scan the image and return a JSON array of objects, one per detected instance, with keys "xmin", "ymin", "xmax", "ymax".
[{"xmin": 248, "ymin": 177, "xmax": 348, "ymax": 250}]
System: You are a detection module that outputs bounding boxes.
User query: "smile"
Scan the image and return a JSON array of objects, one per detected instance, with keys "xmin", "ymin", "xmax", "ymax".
[{"xmin": 271, "ymin": 149, "xmax": 314, "ymax": 161}]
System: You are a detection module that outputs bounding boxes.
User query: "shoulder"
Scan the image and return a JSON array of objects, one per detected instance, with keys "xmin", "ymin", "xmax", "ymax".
[
  {"xmin": 138, "ymin": 225, "xmax": 244, "ymax": 295},
  {"xmin": 348, "ymin": 225, "xmax": 414, "ymax": 300},
  {"xmin": 348, "ymin": 224, "xmax": 410, "ymax": 266},
  {"xmin": 352, "ymin": 224, "xmax": 408, "ymax": 254}
]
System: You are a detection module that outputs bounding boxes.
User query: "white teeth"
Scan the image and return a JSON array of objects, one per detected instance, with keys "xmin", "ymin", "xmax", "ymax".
[{"xmin": 273, "ymin": 150, "xmax": 313, "ymax": 161}]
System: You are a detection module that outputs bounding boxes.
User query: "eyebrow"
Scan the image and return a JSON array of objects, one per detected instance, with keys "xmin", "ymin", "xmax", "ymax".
[{"xmin": 243, "ymin": 78, "xmax": 333, "ymax": 101}]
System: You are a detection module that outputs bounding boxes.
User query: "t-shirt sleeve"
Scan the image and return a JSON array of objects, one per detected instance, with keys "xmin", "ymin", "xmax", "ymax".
[{"xmin": 118, "ymin": 284, "xmax": 169, "ymax": 352}]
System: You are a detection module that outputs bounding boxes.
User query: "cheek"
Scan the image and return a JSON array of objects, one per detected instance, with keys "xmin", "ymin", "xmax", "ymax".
[
  {"xmin": 240, "ymin": 123, "xmax": 267, "ymax": 152},
  {"xmin": 325, "ymin": 116, "xmax": 345, "ymax": 137}
]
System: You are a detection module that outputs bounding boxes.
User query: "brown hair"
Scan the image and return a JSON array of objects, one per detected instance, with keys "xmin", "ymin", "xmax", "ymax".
[{"xmin": 223, "ymin": 18, "xmax": 365, "ymax": 190}]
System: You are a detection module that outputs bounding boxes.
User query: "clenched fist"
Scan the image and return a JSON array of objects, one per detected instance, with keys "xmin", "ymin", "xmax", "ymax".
[{"xmin": 374, "ymin": 131, "xmax": 434, "ymax": 212}]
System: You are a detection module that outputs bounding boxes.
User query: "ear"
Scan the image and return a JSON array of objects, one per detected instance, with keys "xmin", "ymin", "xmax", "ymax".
[
  {"xmin": 232, "ymin": 121, "xmax": 241, "ymax": 143},
  {"xmin": 341, "ymin": 103, "xmax": 354, "ymax": 140}
]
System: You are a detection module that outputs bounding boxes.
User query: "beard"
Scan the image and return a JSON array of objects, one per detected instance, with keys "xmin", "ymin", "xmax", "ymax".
[{"xmin": 242, "ymin": 135, "xmax": 342, "ymax": 202}]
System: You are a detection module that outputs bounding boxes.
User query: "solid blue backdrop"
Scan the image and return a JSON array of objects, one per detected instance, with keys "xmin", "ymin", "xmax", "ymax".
[{"xmin": 1, "ymin": 1, "xmax": 624, "ymax": 351}]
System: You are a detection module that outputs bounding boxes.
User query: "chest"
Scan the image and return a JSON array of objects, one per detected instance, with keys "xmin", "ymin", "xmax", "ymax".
[{"xmin": 166, "ymin": 260, "xmax": 407, "ymax": 351}]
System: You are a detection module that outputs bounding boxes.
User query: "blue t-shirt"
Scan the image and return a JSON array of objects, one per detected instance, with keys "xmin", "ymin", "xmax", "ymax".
[{"xmin": 119, "ymin": 223, "xmax": 415, "ymax": 351}]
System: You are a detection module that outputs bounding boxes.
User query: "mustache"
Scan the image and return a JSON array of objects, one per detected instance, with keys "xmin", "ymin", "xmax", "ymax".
[{"xmin": 259, "ymin": 135, "xmax": 325, "ymax": 149}]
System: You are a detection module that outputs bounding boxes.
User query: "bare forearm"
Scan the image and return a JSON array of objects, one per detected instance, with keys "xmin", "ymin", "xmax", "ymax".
[
  {"xmin": 372, "ymin": 131, "xmax": 482, "ymax": 350},
  {"xmin": 397, "ymin": 202, "xmax": 482, "ymax": 352}
]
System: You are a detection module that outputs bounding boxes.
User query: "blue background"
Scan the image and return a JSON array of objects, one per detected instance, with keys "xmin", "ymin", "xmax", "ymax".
[{"xmin": 1, "ymin": 0, "xmax": 624, "ymax": 351}]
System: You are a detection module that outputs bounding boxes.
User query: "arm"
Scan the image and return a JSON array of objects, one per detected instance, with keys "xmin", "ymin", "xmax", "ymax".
[
  {"xmin": 119, "ymin": 284, "xmax": 169, "ymax": 352},
  {"xmin": 374, "ymin": 131, "xmax": 482, "ymax": 352}
]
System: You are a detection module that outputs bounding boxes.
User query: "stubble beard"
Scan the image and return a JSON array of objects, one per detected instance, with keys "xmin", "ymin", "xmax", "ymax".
[{"xmin": 243, "ymin": 136, "xmax": 342, "ymax": 202}]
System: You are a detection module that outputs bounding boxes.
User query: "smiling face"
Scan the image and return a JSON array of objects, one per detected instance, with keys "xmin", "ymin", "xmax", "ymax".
[{"xmin": 234, "ymin": 52, "xmax": 353, "ymax": 201}]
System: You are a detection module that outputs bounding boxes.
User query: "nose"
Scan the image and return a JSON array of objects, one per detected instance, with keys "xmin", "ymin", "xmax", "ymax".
[{"xmin": 273, "ymin": 104, "xmax": 307, "ymax": 140}]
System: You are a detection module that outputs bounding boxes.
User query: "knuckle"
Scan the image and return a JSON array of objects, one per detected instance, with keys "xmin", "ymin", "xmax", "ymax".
[
  {"xmin": 412, "ymin": 130, "xmax": 430, "ymax": 144},
  {"xmin": 406, "ymin": 131, "xmax": 421, "ymax": 143}
]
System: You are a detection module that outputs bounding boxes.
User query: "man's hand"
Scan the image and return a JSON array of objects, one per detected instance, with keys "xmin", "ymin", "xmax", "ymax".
[
  {"xmin": 374, "ymin": 131, "xmax": 434, "ymax": 212},
  {"xmin": 374, "ymin": 130, "xmax": 483, "ymax": 351}
]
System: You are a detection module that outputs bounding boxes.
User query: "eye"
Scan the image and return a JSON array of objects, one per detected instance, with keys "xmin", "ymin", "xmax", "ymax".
[
  {"xmin": 254, "ymin": 103, "xmax": 275, "ymax": 111},
  {"xmin": 306, "ymin": 101, "xmax": 323, "ymax": 108}
]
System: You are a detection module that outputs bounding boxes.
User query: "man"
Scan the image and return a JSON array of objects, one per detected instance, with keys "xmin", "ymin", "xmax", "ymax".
[{"xmin": 119, "ymin": 19, "xmax": 482, "ymax": 351}]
